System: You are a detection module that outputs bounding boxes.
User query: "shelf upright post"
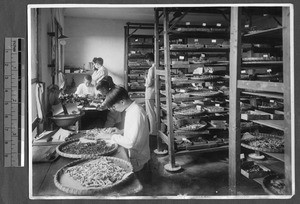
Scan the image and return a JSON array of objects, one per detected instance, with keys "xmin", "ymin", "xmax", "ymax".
[
  {"xmin": 163, "ymin": 8, "xmax": 181, "ymax": 171},
  {"xmin": 154, "ymin": 9, "xmax": 166, "ymax": 155},
  {"xmin": 282, "ymin": 6, "xmax": 292, "ymax": 195},
  {"xmin": 228, "ymin": 7, "xmax": 242, "ymax": 195},
  {"xmin": 124, "ymin": 25, "xmax": 129, "ymax": 89}
]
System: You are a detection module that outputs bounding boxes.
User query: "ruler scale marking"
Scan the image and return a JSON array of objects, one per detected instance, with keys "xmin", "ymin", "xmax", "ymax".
[{"xmin": 3, "ymin": 37, "xmax": 25, "ymax": 167}]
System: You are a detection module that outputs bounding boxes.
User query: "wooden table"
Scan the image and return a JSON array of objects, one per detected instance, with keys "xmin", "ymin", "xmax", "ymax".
[{"xmin": 32, "ymin": 145, "xmax": 143, "ymax": 197}]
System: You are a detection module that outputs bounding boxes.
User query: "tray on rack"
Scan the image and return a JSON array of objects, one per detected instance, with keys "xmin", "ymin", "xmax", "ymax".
[
  {"xmin": 188, "ymin": 91, "xmax": 221, "ymax": 98},
  {"xmin": 176, "ymin": 121, "xmax": 207, "ymax": 131},
  {"xmin": 56, "ymin": 138, "xmax": 118, "ymax": 159},
  {"xmin": 204, "ymin": 106, "xmax": 227, "ymax": 113},
  {"xmin": 54, "ymin": 157, "xmax": 133, "ymax": 195},
  {"xmin": 262, "ymin": 174, "xmax": 286, "ymax": 195},
  {"xmin": 175, "ymin": 138, "xmax": 218, "ymax": 151},
  {"xmin": 190, "ymin": 75, "xmax": 223, "ymax": 81},
  {"xmin": 241, "ymin": 161, "xmax": 271, "ymax": 179},
  {"xmin": 257, "ymin": 104, "xmax": 283, "ymax": 113},
  {"xmin": 241, "ymin": 133, "xmax": 284, "ymax": 153},
  {"xmin": 174, "ymin": 107, "xmax": 206, "ymax": 117}
]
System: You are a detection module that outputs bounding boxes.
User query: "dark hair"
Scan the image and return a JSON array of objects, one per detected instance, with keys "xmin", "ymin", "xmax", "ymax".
[
  {"xmin": 103, "ymin": 86, "xmax": 130, "ymax": 108},
  {"xmin": 145, "ymin": 53, "xmax": 154, "ymax": 62},
  {"xmin": 96, "ymin": 76, "xmax": 115, "ymax": 91},
  {"xmin": 92, "ymin": 57, "xmax": 103, "ymax": 65},
  {"xmin": 84, "ymin": 74, "xmax": 92, "ymax": 81}
]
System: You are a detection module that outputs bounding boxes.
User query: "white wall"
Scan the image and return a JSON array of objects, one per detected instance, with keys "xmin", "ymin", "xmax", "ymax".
[{"xmin": 64, "ymin": 17, "xmax": 128, "ymax": 86}]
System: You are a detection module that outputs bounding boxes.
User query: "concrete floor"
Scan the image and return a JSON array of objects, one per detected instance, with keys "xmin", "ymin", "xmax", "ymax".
[{"xmin": 136, "ymin": 137, "xmax": 267, "ymax": 197}]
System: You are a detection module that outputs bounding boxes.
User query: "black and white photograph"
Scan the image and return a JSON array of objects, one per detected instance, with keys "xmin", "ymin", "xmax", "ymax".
[{"xmin": 0, "ymin": 2, "xmax": 297, "ymax": 202}]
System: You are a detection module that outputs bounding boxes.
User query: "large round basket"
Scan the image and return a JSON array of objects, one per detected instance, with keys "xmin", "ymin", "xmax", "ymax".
[
  {"xmin": 262, "ymin": 174, "xmax": 286, "ymax": 195},
  {"xmin": 241, "ymin": 133, "xmax": 284, "ymax": 153},
  {"xmin": 56, "ymin": 139, "xmax": 118, "ymax": 159},
  {"xmin": 54, "ymin": 157, "xmax": 133, "ymax": 195}
]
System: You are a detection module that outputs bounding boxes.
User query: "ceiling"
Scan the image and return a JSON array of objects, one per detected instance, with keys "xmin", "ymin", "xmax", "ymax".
[
  {"xmin": 63, "ymin": 7, "xmax": 230, "ymax": 24},
  {"xmin": 64, "ymin": 8, "xmax": 155, "ymax": 22}
]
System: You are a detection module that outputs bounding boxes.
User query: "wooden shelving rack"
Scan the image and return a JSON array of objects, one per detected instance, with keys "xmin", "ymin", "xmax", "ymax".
[
  {"xmin": 154, "ymin": 8, "xmax": 231, "ymax": 172},
  {"xmin": 124, "ymin": 22, "xmax": 154, "ymax": 104},
  {"xmin": 228, "ymin": 7, "xmax": 292, "ymax": 195}
]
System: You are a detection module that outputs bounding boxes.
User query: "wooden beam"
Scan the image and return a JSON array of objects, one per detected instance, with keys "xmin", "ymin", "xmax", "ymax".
[
  {"xmin": 163, "ymin": 8, "xmax": 176, "ymax": 168},
  {"xmin": 282, "ymin": 6, "xmax": 292, "ymax": 195},
  {"xmin": 241, "ymin": 91, "xmax": 283, "ymax": 99},
  {"xmin": 32, "ymin": 117, "xmax": 39, "ymax": 131},
  {"xmin": 157, "ymin": 131, "xmax": 169, "ymax": 144},
  {"xmin": 124, "ymin": 26, "xmax": 129, "ymax": 90},
  {"xmin": 154, "ymin": 8, "xmax": 163, "ymax": 152},
  {"xmin": 169, "ymin": 11, "xmax": 188, "ymax": 31},
  {"xmin": 238, "ymin": 80, "xmax": 284, "ymax": 93},
  {"xmin": 229, "ymin": 7, "xmax": 242, "ymax": 195},
  {"xmin": 31, "ymin": 78, "xmax": 38, "ymax": 84}
]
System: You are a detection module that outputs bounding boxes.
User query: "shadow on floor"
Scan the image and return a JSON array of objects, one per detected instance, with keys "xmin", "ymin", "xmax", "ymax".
[{"xmin": 135, "ymin": 136, "xmax": 267, "ymax": 197}]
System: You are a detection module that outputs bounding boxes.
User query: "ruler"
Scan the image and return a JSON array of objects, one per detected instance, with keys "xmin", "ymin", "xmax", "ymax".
[{"xmin": 4, "ymin": 38, "xmax": 25, "ymax": 167}]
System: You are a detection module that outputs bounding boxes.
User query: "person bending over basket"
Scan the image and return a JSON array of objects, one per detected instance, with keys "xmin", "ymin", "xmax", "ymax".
[{"xmin": 102, "ymin": 86, "xmax": 150, "ymax": 173}]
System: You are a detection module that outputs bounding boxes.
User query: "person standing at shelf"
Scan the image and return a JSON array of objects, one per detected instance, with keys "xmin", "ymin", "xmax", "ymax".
[
  {"xmin": 102, "ymin": 86, "xmax": 150, "ymax": 174},
  {"xmin": 144, "ymin": 53, "xmax": 157, "ymax": 136},
  {"xmin": 92, "ymin": 57, "xmax": 108, "ymax": 85},
  {"xmin": 95, "ymin": 76, "xmax": 122, "ymax": 128},
  {"xmin": 74, "ymin": 74, "xmax": 95, "ymax": 98}
]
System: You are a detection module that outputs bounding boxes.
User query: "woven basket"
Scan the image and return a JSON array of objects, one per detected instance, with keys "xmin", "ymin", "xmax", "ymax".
[
  {"xmin": 241, "ymin": 133, "xmax": 284, "ymax": 153},
  {"xmin": 54, "ymin": 156, "xmax": 133, "ymax": 195},
  {"xmin": 56, "ymin": 139, "xmax": 118, "ymax": 159},
  {"xmin": 262, "ymin": 174, "xmax": 286, "ymax": 195}
]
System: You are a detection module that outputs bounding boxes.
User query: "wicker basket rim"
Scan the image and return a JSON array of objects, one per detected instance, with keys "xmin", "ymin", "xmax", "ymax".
[
  {"xmin": 241, "ymin": 132, "xmax": 284, "ymax": 153},
  {"xmin": 241, "ymin": 143, "xmax": 284, "ymax": 153},
  {"xmin": 54, "ymin": 156, "xmax": 133, "ymax": 195},
  {"xmin": 262, "ymin": 174, "xmax": 285, "ymax": 195},
  {"xmin": 177, "ymin": 121, "xmax": 207, "ymax": 131},
  {"xmin": 56, "ymin": 139, "xmax": 118, "ymax": 159}
]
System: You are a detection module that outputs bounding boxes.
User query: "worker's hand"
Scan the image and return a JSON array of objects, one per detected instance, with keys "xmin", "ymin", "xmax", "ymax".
[
  {"xmin": 94, "ymin": 133, "xmax": 111, "ymax": 140},
  {"xmin": 79, "ymin": 137, "xmax": 97, "ymax": 143},
  {"xmin": 108, "ymin": 127, "xmax": 123, "ymax": 135},
  {"xmin": 96, "ymin": 104, "xmax": 106, "ymax": 111}
]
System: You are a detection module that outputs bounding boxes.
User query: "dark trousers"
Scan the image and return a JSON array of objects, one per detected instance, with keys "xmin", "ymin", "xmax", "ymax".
[{"xmin": 135, "ymin": 161, "xmax": 152, "ymax": 184}]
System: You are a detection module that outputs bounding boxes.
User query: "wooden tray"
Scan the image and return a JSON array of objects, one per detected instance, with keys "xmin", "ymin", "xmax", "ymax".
[
  {"xmin": 177, "ymin": 121, "xmax": 207, "ymax": 131},
  {"xmin": 174, "ymin": 107, "xmax": 206, "ymax": 117},
  {"xmin": 190, "ymin": 75, "xmax": 223, "ymax": 81},
  {"xmin": 241, "ymin": 110, "xmax": 271, "ymax": 120},
  {"xmin": 56, "ymin": 139, "xmax": 118, "ymax": 159},
  {"xmin": 262, "ymin": 174, "xmax": 286, "ymax": 195},
  {"xmin": 241, "ymin": 133, "xmax": 284, "ymax": 153},
  {"xmin": 188, "ymin": 91, "xmax": 220, "ymax": 98},
  {"xmin": 204, "ymin": 106, "xmax": 227, "ymax": 113},
  {"xmin": 54, "ymin": 157, "xmax": 133, "ymax": 195},
  {"xmin": 241, "ymin": 161, "xmax": 271, "ymax": 179}
]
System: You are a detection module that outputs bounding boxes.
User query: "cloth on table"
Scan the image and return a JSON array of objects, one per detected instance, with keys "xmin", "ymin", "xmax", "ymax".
[{"xmin": 36, "ymin": 82, "xmax": 45, "ymax": 122}]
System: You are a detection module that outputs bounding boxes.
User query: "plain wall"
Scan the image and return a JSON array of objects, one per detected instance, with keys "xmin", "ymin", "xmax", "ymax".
[{"xmin": 64, "ymin": 17, "xmax": 128, "ymax": 86}]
